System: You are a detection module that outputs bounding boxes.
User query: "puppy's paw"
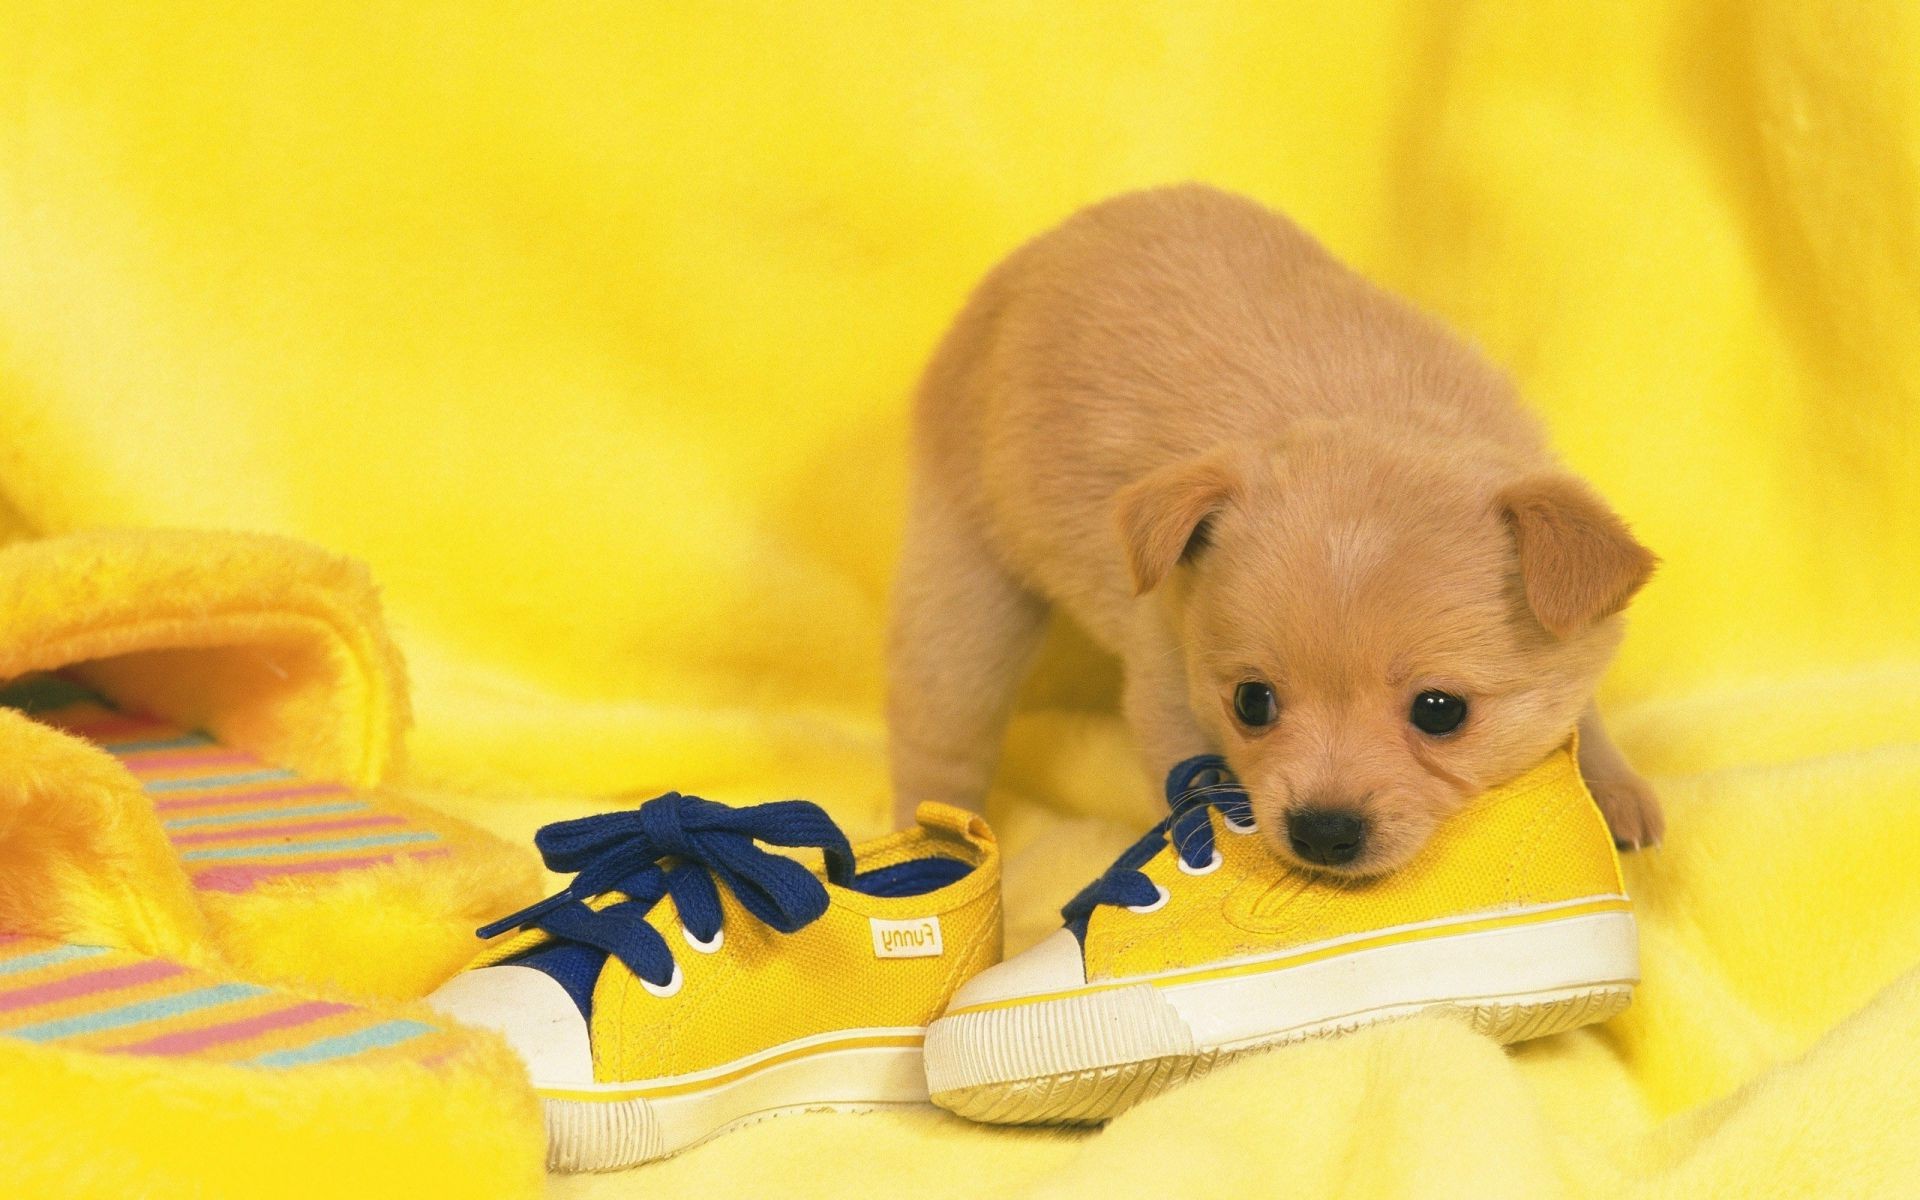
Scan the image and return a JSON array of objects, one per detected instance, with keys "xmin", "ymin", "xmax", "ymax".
[{"xmin": 1588, "ymin": 771, "xmax": 1665, "ymax": 851}]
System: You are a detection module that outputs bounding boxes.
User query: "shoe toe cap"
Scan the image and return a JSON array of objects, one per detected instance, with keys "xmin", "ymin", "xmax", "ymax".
[
  {"xmin": 427, "ymin": 964, "xmax": 593, "ymax": 1086},
  {"xmin": 946, "ymin": 927, "xmax": 1087, "ymax": 1011}
]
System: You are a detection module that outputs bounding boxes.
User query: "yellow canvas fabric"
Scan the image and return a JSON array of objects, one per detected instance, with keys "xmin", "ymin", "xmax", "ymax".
[
  {"xmin": 1083, "ymin": 745, "xmax": 1624, "ymax": 982},
  {"xmin": 4, "ymin": 3, "xmax": 1920, "ymax": 1197},
  {"xmin": 473, "ymin": 804, "xmax": 1001, "ymax": 1081}
]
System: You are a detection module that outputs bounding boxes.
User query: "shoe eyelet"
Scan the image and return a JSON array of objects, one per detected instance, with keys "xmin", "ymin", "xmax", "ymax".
[
  {"xmin": 1126, "ymin": 883, "xmax": 1171, "ymax": 914},
  {"xmin": 640, "ymin": 961, "xmax": 684, "ymax": 998},
  {"xmin": 681, "ymin": 924, "xmax": 724, "ymax": 954},
  {"xmin": 1177, "ymin": 848, "xmax": 1223, "ymax": 876},
  {"xmin": 1223, "ymin": 813, "xmax": 1258, "ymax": 835}
]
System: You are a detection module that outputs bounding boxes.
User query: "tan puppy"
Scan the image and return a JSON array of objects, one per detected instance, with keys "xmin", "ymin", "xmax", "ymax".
[{"xmin": 887, "ymin": 185, "xmax": 1662, "ymax": 874}]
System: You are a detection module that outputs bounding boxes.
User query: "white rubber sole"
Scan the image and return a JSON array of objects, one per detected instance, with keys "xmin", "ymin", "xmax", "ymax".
[
  {"xmin": 536, "ymin": 1030, "xmax": 928, "ymax": 1172},
  {"xmin": 925, "ymin": 905, "xmax": 1637, "ymax": 1125}
]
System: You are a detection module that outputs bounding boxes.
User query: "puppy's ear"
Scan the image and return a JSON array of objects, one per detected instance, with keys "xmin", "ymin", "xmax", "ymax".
[
  {"xmin": 1115, "ymin": 451, "xmax": 1247, "ymax": 595},
  {"xmin": 1498, "ymin": 474, "xmax": 1657, "ymax": 637}
]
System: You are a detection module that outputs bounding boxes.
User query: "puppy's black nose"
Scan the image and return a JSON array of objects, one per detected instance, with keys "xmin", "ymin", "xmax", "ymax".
[{"xmin": 1286, "ymin": 809, "xmax": 1366, "ymax": 866}]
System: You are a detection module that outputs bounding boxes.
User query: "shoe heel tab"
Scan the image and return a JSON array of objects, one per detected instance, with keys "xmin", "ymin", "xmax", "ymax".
[{"xmin": 915, "ymin": 802, "xmax": 996, "ymax": 850}]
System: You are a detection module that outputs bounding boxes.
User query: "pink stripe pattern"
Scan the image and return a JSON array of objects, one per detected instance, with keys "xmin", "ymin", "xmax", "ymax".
[
  {"xmin": 0, "ymin": 959, "xmax": 186, "ymax": 1013},
  {"xmin": 27, "ymin": 692, "xmax": 445, "ymax": 895},
  {"xmin": 0, "ymin": 936, "xmax": 455, "ymax": 1068},
  {"xmin": 153, "ymin": 782, "xmax": 351, "ymax": 813},
  {"xmin": 169, "ymin": 813, "xmax": 408, "ymax": 846},
  {"xmin": 114, "ymin": 999, "xmax": 355, "ymax": 1056}
]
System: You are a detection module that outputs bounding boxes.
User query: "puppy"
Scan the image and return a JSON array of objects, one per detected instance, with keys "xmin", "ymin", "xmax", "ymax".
[{"xmin": 886, "ymin": 184, "xmax": 1662, "ymax": 874}]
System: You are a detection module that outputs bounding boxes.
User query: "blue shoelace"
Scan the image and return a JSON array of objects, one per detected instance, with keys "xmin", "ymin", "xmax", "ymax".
[
  {"xmin": 1060, "ymin": 755, "xmax": 1255, "ymax": 929},
  {"xmin": 477, "ymin": 791, "xmax": 856, "ymax": 989}
]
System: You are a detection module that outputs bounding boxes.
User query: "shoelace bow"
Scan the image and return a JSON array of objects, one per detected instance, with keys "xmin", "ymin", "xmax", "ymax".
[
  {"xmin": 477, "ymin": 792, "xmax": 856, "ymax": 988},
  {"xmin": 1060, "ymin": 755, "xmax": 1254, "ymax": 925}
]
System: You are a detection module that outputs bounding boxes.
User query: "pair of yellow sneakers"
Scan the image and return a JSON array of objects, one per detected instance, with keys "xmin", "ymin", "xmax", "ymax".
[{"xmin": 434, "ymin": 745, "xmax": 1638, "ymax": 1171}]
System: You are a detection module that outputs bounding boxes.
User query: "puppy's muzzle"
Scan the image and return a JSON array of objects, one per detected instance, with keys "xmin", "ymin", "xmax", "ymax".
[{"xmin": 1286, "ymin": 808, "xmax": 1366, "ymax": 866}]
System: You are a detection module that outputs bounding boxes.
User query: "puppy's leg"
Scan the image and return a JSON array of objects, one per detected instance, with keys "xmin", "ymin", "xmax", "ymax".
[
  {"xmin": 887, "ymin": 482, "xmax": 1049, "ymax": 825},
  {"xmin": 1578, "ymin": 702, "xmax": 1664, "ymax": 849},
  {"xmin": 1121, "ymin": 614, "xmax": 1214, "ymax": 791}
]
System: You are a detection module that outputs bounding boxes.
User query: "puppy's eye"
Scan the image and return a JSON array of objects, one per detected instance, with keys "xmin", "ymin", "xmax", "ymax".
[
  {"xmin": 1410, "ymin": 690, "xmax": 1467, "ymax": 736},
  {"xmin": 1232, "ymin": 681, "xmax": 1279, "ymax": 728}
]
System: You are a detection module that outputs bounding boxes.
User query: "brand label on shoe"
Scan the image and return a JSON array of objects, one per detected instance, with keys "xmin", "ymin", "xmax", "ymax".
[{"xmin": 869, "ymin": 916, "xmax": 943, "ymax": 959}]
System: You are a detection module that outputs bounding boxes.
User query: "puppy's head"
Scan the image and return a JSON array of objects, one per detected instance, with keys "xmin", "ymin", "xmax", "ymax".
[{"xmin": 1116, "ymin": 430, "xmax": 1654, "ymax": 876}]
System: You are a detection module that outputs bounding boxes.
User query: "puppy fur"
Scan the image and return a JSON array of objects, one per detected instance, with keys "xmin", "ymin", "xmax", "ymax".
[{"xmin": 887, "ymin": 185, "xmax": 1661, "ymax": 874}]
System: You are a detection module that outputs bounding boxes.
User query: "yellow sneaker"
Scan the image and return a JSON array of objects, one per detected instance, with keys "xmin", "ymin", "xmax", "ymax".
[
  {"xmin": 924, "ymin": 744, "xmax": 1635, "ymax": 1124},
  {"xmin": 429, "ymin": 795, "xmax": 1000, "ymax": 1171}
]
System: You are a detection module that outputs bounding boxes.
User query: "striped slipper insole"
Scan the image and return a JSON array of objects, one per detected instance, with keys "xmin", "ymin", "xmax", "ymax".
[
  {"xmin": 0, "ymin": 673, "xmax": 447, "ymax": 895},
  {"xmin": 0, "ymin": 933, "xmax": 459, "ymax": 1067}
]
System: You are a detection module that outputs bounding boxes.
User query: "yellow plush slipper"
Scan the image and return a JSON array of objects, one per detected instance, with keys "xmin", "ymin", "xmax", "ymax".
[
  {"xmin": 0, "ymin": 529, "xmax": 538, "ymax": 998},
  {"xmin": 0, "ymin": 705, "xmax": 545, "ymax": 1200},
  {"xmin": 430, "ymin": 795, "xmax": 1001, "ymax": 1172},
  {"xmin": 924, "ymin": 746, "xmax": 1636, "ymax": 1125}
]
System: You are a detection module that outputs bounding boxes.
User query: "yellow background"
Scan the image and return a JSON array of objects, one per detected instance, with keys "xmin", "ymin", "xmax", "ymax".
[{"xmin": 4, "ymin": 3, "xmax": 1919, "ymax": 1197}]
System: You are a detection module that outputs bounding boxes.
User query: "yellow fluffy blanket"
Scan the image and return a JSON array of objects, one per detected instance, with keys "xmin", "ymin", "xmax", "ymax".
[{"xmin": 4, "ymin": 3, "xmax": 1918, "ymax": 1197}]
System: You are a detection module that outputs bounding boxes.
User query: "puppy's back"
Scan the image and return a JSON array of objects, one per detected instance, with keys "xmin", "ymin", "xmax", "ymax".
[{"xmin": 911, "ymin": 185, "xmax": 1538, "ymax": 628}]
